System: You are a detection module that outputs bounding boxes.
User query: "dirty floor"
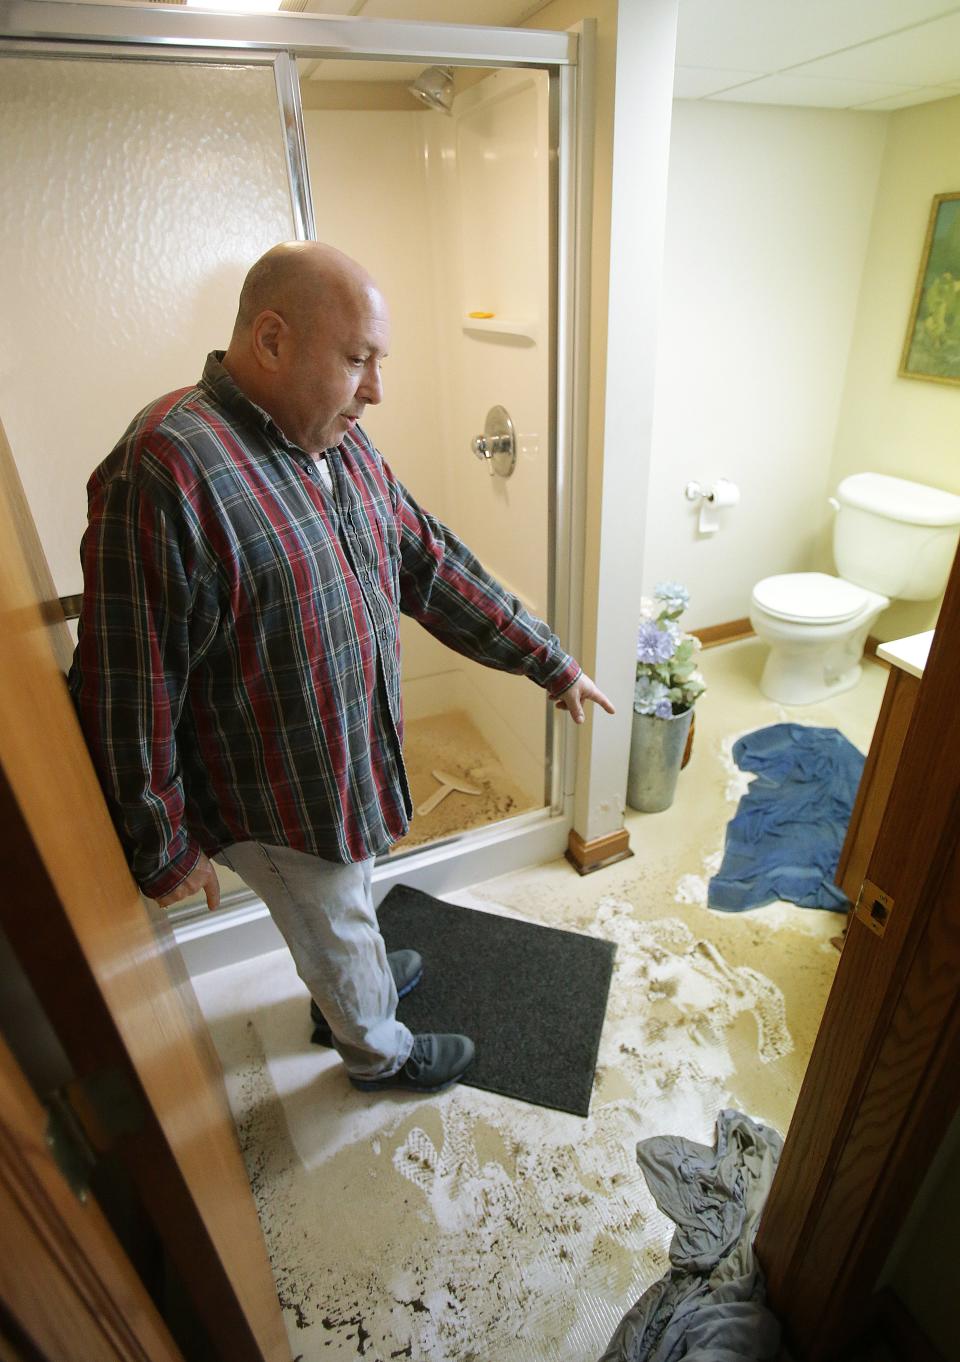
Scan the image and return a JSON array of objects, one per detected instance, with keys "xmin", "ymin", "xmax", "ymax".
[{"xmin": 192, "ymin": 639, "xmax": 888, "ymax": 1362}]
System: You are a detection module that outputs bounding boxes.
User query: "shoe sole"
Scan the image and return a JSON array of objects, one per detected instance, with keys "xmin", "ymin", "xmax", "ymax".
[
  {"xmin": 349, "ymin": 1062, "xmax": 472, "ymax": 1095},
  {"xmin": 309, "ymin": 966, "xmax": 424, "ymax": 1048}
]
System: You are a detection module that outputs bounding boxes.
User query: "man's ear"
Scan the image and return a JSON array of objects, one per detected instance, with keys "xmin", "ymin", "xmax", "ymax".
[{"xmin": 250, "ymin": 310, "xmax": 288, "ymax": 372}]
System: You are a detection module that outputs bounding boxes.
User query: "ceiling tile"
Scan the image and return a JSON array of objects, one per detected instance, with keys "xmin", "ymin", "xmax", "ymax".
[
  {"xmin": 796, "ymin": 11, "xmax": 960, "ymax": 86},
  {"xmin": 710, "ymin": 73, "xmax": 915, "ymax": 109},
  {"xmin": 852, "ymin": 84, "xmax": 960, "ymax": 111},
  {"xmin": 674, "ymin": 66, "xmax": 765, "ymax": 99},
  {"xmin": 677, "ymin": 0, "xmax": 960, "ymax": 74}
]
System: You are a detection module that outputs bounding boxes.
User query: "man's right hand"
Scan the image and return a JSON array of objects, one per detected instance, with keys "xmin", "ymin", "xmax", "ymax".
[{"xmin": 156, "ymin": 851, "xmax": 221, "ymax": 912}]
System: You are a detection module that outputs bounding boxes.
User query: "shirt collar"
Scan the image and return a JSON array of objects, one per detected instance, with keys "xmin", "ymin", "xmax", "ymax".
[{"xmin": 199, "ymin": 351, "xmax": 302, "ymax": 452}]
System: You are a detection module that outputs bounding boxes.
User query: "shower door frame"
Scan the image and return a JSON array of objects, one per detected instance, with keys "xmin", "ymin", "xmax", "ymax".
[{"xmin": 0, "ymin": 1, "xmax": 591, "ymax": 971}]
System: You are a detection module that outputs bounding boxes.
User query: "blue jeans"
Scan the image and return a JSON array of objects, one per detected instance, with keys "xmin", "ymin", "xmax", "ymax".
[{"xmin": 215, "ymin": 842, "xmax": 413, "ymax": 1079}]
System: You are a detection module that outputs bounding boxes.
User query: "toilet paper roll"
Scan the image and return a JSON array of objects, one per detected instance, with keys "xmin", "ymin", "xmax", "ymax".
[
  {"xmin": 698, "ymin": 479, "xmax": 740, "ymax": 535},
  {"xmin": 707, "ymin": 478, "xmax": 740, "ymax": 509}
]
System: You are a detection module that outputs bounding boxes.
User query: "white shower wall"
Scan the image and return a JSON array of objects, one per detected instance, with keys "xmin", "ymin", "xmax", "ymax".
[{"xmin": 303, "ymin": 69, "xmax": 552, "ymax": 802}]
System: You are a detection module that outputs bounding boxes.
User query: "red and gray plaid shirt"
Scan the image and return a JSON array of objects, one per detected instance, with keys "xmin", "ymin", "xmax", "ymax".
[{"xmin": 69, "ymin": 353, "xmax": 580, "ymax": 898}]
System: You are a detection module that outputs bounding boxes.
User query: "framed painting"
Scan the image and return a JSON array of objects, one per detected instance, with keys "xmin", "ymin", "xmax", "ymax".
[{"xmin": 899, "ymin": 191, "xmax": 960, "ymax": 386}]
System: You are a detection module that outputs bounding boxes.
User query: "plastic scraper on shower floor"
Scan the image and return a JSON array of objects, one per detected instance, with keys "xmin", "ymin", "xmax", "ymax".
[{"xmin": 417, "ymin": 769, "xmax": 482, "ymax": 816}]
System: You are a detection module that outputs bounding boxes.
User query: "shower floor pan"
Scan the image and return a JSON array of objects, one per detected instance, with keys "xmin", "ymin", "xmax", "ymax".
[{"xmin": 391, "ymin": 708, "xmax": 541, "ymax": 853}]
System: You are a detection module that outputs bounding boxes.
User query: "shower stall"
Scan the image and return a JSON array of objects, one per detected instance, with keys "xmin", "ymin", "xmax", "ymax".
[{"xmin": 0, "ymin": 2, "xmax": 591, "ymax": 970}]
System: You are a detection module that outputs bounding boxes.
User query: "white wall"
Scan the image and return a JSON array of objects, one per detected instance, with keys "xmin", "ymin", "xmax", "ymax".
[
  {"xmin": 644, "ymin": 101, "xmax": 888, "ymax": 632},
  {"xmin": 827, "ymin": 93, "xmax": 960, "ymax": 643}
]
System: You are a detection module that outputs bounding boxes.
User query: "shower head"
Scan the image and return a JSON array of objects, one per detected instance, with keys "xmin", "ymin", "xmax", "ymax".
[{"xmin": 409, "ymin": 65, "xmax": 454, "ymax": 114}]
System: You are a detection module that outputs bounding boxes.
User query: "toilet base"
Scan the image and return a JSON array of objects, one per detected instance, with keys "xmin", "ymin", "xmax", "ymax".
[{"xmin": 759, "ymin": 654, "xmax": 864, "ymax": 706}]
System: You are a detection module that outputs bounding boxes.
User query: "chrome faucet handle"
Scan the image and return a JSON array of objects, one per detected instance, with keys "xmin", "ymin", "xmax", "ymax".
[{"xmin": 470, "ymin": 406, "xmax": 516, "ymax": 478}]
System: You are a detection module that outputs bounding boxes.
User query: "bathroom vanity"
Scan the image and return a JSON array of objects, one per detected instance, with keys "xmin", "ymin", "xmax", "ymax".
[{"xmin": 836, "ymin": 631, "xmax": 934, "ymax": 907}]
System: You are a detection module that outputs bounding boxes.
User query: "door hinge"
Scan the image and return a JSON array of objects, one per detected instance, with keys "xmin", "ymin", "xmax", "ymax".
[
  {"xmin": 855, "ymin": 879, "xmax": 895, "ymax": 938},
  {"xmin": 43, "ymin": 1067, "xmax": 145, "ymax": 1203}
]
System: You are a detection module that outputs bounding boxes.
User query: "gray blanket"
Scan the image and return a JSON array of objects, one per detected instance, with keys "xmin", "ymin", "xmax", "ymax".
[{"xmin": 599, "ymin": 1110, "xmax": 783, "ymax": 1362}]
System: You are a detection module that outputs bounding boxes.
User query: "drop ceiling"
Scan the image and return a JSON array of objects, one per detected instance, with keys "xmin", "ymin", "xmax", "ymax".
[{"xmin": 38, "ymin": 0, "xmax": 960, "ymax": 111}]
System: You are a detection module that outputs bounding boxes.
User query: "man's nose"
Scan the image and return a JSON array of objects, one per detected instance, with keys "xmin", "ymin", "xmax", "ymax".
[{"xmin": 359, "ymin": 360, "xmax": 383, "ymax": 405}]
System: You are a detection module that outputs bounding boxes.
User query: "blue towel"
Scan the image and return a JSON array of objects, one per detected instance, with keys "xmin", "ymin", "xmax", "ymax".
[{"xmin": 708, "ymin": 724, "xmax": 865, "ymax": 913}]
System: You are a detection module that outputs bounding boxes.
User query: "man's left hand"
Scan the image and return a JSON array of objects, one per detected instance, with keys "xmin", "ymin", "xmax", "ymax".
[{"xmin": 554, "ymin": 674, "xmax": 615, "ymax": 725}]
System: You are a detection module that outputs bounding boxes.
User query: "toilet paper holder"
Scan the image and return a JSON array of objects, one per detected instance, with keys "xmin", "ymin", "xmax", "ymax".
[{"xmin": 684, "ymin": 479, "xmax": 740, "ymax": 535}]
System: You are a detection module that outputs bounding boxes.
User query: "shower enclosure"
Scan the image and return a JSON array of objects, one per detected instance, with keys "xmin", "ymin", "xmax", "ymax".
[{"xmin": 0, "ymin": 1, "xmax": 591, "ymax": 971}]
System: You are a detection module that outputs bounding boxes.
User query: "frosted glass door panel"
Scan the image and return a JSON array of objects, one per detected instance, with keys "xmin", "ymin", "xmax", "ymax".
[{"xmin": 0, "ymin": 57, "xmax": 295, "ymax": 594}]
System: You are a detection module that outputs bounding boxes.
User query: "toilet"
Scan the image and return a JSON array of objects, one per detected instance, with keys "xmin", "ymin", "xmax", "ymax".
[{"xmin": 750, "ymin": 472, "xmax": 960, "ymax": 705}]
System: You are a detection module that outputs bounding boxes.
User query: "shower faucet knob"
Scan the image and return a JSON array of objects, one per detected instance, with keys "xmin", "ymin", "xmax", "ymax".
[{"xmin": 470, "ymin": 405, "xmax": 516, "ymax": 478}]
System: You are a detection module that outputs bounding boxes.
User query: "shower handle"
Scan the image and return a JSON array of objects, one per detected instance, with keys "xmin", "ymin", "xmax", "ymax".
[{"xmin": 471, "ymin": 405, "xmax": 516, "ymax": 478}]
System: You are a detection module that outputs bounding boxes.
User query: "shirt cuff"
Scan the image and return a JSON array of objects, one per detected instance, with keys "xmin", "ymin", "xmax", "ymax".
[
  {"xmin": 545, "ymin": 659, "xmax": 583, "ymax": 700},
  {"xmin": 139, "ymin": 841, "xmax": 203, "ymax": 901}
]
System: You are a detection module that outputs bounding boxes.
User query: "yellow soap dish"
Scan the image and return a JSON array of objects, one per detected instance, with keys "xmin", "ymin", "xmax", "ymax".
[{"xmin": 467, "ymin": 310, "xmax": 495, "ymax": 319}]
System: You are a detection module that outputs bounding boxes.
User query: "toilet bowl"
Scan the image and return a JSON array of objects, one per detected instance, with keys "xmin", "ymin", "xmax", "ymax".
[
  {"xmin": 750, "ymin": 573, "xmax": 889, "ymax": 704},
  {"xmin": 750, "ymin": 473, "xmax": 960, "ymax": 706}
]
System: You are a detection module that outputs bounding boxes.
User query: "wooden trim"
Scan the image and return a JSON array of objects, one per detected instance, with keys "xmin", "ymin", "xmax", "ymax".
[
  {"xmin": 691, "ymin": 618, "xmax": 754, "ymax": 648},
  {"xmin": 835, "ymin": 667, "xmax": 920, "ymax": 902},
  {"xmin": 755, "ymin": 539, "xmax": 960, "ymax": 1361},
  {"xmin": 564, "ymin": 827, "xmax": 633, "ymax": 875}
]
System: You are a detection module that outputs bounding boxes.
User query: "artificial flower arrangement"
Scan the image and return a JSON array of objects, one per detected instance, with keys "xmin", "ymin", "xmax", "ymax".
[{"xmin": 634, "ymin": 582, "xmax": 707, "ymax": 718}]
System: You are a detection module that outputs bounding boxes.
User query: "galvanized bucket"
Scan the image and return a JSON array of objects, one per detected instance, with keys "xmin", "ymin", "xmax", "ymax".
[{"xmin": 626, "ymin": 706, "xmax": 694, "ymax": 813}]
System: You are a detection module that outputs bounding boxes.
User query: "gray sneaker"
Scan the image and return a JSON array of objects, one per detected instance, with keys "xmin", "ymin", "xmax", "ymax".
[
  {"xmin": 349, "ymin": 1033, "xmax": 475, "ymax": 1094},
  {"xmin": 309, "ymin": 948, "xmax": 423, "ymax": 1047}
]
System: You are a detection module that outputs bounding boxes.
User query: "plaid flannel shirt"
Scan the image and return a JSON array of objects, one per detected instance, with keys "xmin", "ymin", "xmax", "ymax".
[{"xmin": 69, "ymin": 353, "xmax": 581, "ymax": 898}]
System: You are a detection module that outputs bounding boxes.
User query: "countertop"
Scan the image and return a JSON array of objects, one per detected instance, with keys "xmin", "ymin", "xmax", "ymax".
[{"xmin": 876, "ymin": 630, "xmax": 934, "ymax": 679}]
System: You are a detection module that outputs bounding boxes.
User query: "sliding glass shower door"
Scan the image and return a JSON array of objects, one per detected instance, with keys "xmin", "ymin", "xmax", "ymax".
[{"xmin": 0, "ymin": 4, "xmax": 585, "ymax": 945}]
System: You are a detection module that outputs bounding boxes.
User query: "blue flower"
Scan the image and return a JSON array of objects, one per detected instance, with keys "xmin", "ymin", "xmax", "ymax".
[
  {"xmin": 634, "ymin": 675, "xmax": 671, "ymax": 716},
  {"xmin": 655, "ymin": 581, "xmax": 690, "ymax": 614},
  {"xmin": 654, "ymin": 698, "xmax": 674, "ymax": 718},
  {"xmin": 636, "ymin": 620, "xmax": 675, "ymax": 664}
]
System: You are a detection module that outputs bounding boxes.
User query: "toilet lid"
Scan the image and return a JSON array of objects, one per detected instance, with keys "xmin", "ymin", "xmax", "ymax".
[{"xmin": 753, "ymin": 573, "xmax": 870, "ymax": 624}]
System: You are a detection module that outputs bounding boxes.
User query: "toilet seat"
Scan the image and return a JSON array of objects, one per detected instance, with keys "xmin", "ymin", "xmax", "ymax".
[{"xmin": 752, "ymin": 572, "xmax": 871, "ymax": 625}]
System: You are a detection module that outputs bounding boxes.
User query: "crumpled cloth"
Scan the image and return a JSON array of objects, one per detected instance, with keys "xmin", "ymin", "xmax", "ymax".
[
  {"xmin": 599, "ymin": 1110, "xmax": 783, "ymax": 1362},
  {"xmin": 708, "ymin": 723, "xmax": 864, "ymax": 913}
]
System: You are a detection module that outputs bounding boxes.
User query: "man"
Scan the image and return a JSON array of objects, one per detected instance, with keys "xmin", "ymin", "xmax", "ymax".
[{"xmin": 70, "ymin": 242, "xmax": 614, "ymax": 1095}]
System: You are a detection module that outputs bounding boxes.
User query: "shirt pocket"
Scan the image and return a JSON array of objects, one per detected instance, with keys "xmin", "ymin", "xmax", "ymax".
[{"xmin": 345, "ymin": 505, "xmax": 400, "ymax": 602}]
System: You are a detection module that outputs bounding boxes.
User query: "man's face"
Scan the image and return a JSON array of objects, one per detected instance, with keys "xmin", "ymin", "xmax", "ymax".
[{"xmin": 278, "ymin": 285, "xmax": 390, "ymax": 454}]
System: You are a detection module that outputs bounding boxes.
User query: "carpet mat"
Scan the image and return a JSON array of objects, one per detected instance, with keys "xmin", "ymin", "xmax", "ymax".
[{"xmin": 376, "ymin": 884, "xmax": 616, "ymax": 1117}]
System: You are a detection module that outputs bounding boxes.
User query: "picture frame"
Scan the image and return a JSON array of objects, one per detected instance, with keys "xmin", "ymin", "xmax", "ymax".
[{"xmin": 899, "ymin": 191, "xmax": 960, "ymax": 386}]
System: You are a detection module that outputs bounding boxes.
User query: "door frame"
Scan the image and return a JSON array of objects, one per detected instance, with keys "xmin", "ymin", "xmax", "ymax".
[
  {"xmin": 0, "ymin": 1, "xmax": 593, "ymax": 958},
  {"xmin": 755, "ymin": 541, "xmax": 960, "ymax": 1359}
]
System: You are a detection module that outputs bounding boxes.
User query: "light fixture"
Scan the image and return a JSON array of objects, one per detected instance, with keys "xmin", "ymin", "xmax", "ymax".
[{"xmin": 409, "ymin": 65, "xmax": 454, "ymax": 115}]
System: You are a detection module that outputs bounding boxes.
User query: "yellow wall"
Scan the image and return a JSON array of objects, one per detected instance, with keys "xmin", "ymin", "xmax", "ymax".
[{"xmin": 829, "ymin": 93, "xmax": 960, "ymax": 641}]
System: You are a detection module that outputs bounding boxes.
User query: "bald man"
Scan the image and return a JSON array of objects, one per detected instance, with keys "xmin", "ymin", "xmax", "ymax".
[{"xmin": 70, "ymin": 242, "xmax": 613, "ymax": 1095}]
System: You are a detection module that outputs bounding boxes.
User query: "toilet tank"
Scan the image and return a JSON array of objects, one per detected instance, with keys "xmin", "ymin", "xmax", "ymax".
[{"xmin": 833, "ymin": 473, "xmax": 960, "ymax": 600}]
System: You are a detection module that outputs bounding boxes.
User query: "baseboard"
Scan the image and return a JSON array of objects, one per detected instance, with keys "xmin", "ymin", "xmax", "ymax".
[
  {"xmin": 564, "ymin": 827, "xmax": 633, "ymax": 876},
  {"xmin": 692, "ymin": 618, "xmax": 754, "ymax": 648}
]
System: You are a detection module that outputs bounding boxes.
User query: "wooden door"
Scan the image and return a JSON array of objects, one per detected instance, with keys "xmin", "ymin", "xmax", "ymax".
[
  {"xmin": 0, "ymin": 418, "xmax": 289, "ymax": 1362},
  {"xmin": 755, "ymin": 539, "xmax": 960, "ymax": 1359},
  {"xmin": 0, "ymin": 1030, "xmax": 186, "ymax": 1362}
]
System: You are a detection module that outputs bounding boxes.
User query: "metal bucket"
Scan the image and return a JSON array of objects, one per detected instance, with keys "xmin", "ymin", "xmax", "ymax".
[{"xmin": 626, "ymin": 707, "xmax": 694, "ymax": 812}]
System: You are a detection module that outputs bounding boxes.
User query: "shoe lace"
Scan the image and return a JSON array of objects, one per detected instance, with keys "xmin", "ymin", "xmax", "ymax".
[{"xmin": 407, "ymin": 1034, "xmax": 435, "ymax": 1072}]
